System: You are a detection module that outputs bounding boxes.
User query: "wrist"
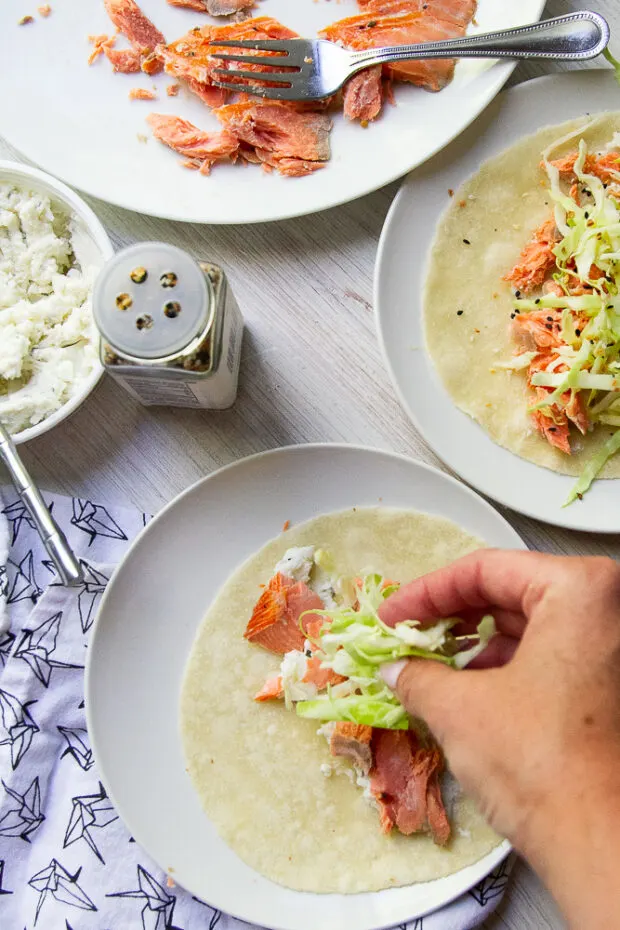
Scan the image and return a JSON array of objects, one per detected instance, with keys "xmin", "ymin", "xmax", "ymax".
[{"xmin": 515, "ymin": 750, "xmax": 620, "ymax": 929}]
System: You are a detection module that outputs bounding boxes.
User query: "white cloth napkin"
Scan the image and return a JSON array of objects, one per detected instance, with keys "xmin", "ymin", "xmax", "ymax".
[{"xmin": 0, "ymin": 488, "xmax": 513, "ymax": 930}]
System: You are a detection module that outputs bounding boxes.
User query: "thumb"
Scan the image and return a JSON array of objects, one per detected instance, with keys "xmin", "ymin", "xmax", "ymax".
[{"xmin": 381, "ymin": 658, "xmax": 477, "ymax": 747}]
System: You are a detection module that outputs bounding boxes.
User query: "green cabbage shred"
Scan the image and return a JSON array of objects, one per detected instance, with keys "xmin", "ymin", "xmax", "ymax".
[
  {"xmin": 507, "ymin": 135, "xmax": 620, "ymax": 502},
  {"xmin": 295, "ymin": 574, "xmax": 495, "ymax": 730}
]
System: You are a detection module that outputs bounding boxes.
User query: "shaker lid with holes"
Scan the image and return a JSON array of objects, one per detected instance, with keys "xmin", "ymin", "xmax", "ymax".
[{"xmin": 93, "ymin": 242, "xmax": 213, "ymax": 360}]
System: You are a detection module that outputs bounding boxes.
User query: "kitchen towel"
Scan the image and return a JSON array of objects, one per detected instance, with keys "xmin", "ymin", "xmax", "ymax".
[{"xmin": 0, "ymin": 488, "xmax": 513, "ymax": 930}]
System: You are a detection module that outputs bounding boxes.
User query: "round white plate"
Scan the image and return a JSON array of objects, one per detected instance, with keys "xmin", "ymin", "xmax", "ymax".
[
  {"xmin": 376, "ymin": 70, "xmax": 620, "ymax": 533},
  {"xmin": 1, "ymin": 0, "xmax": 544, "ymax": 224},
  {"xmin": 86, "ymin": 444, "xmax": 524, "ymax": 930}
]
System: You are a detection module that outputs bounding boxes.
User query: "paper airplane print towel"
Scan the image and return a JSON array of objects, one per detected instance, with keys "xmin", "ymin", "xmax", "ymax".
[{"xmin": 0, "ymin": 489, "xmax": 512, "ymax": 930}]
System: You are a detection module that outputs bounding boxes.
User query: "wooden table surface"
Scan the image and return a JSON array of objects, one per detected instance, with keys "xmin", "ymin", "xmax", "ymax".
[{"xmin": 2, "ymin": 1, "xmax": 618, "ymax": 927}]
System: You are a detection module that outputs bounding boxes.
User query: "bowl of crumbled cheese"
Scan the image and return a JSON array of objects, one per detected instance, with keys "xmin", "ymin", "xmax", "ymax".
[{"xmin": 0, "ymin": 160, "xmax": 113, "ymax": 443}]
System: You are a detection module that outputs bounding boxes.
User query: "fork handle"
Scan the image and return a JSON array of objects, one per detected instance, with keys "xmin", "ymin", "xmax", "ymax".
[{"xmin": 350, "ymin": 11, "xmax": 609, "ymax": 69}]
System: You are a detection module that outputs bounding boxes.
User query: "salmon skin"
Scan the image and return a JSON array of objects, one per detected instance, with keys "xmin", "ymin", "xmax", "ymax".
[{"xmin": 330, "ymin": 722, "xmax": 373, "ymax": 774}]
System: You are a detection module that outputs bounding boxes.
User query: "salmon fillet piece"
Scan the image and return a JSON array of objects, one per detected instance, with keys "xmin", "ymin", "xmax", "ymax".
[
  {"xmin": 215, "ymin": 101, "xmax": 332, "ymax": 176},
  {"xmin": 343, "ymin": 66, "xmax": 383, "ymax": 122},
  {"xmin": 503, "ymin": 218, "xmax": 559, "ymax": 294},
  {"xmin": 105, "ymin": 46, "xmax": 143, "ymax": 73},
  {"xmin": 320, "ymin": 11, "xmax": 466, "ymax": 93},
  {"xmin": 370, "ymin": 729, "xmax": 450, "ymax": 844},
  {"xmin": 147, "ymin": 113, "xmax": 239, "ymax": 172},
  {"xmin": 158, "ymin": 17, "xmax": 298, "ymax": 108},
  {"xmin": 330, "ymin": 722, "xmax": 374, "ymax": 774},
  {"xmin": 244, "ymin": 573, "xmax": 325, "ymax": 654},
  {"xmin": 358, "ymin": 0, "xmax": 477, "ymax": 28},
  {"xmin": 104, "ymin": 0, "xmax": 164, "ymax": 51}
]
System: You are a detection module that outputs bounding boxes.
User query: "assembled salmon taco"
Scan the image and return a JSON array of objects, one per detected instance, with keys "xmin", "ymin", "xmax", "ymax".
[
  {"xmin": 424, "ymin": 113, "xmax": 620, "ymax": 504},
  {"xmin": 180, "ymin": 507, "xmax": 502, "ymax": 894}
]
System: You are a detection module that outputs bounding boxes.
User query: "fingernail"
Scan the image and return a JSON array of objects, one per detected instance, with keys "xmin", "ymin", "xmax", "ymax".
[{"xmin": 380, "ymin": 659, "xmax": 408, "ymax": 690}]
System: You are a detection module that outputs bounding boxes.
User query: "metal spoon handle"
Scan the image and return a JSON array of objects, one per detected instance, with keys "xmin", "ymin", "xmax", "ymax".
[{"xmin": 0, "ymin": 423, "xmax": 83, "ymax": 586}]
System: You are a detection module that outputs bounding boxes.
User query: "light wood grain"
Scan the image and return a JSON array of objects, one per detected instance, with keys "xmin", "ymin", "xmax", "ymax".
[{"xmin": 1, "ymin": 1, "xmax": 618, "ymax": 927}]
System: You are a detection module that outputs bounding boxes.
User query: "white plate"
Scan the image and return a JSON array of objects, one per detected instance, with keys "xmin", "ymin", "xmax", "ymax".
[
  {"xmin": 86, "ymin": 444, "xmax": 524, "ymax": 930},
  {"xmin": 376, "ymin": 70, "xmax": 620, "ymax": 533},
  {"xmin": 1, "ymin": 0, "xmax": 544, "ymax": 224}
]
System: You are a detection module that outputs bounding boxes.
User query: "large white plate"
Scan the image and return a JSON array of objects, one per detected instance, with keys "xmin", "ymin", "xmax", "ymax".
[
  {"xmin": 1, "ymin": 0, "xmax": 544, "ymax": 224},
  {"xmin": 86, "ymin": 444, "xmax": 525, "ymax": 930},
  {"xmin": 376, "ymin": 70, "xmax": 620, "ymax": 533}
]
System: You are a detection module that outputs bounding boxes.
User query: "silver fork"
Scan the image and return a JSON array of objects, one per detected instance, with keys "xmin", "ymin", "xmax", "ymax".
[{"xmin": 210, "ymin": 10, "xmax": 610, "ymax": 101}]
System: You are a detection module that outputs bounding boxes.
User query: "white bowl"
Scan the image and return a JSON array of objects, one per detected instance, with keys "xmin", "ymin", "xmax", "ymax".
[{"xmin": 0, "ymin": 160, "xmax": 114, "ymax": 444}]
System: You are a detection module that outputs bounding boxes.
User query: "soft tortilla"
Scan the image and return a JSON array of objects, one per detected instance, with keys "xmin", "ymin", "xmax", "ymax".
[
  {"xmin": 180, "ymin": 506, "xmax": 501, "ymax": 894},
  {"xmin": 425, "ymin": 112, "xmax": 620, "ymax": 479}
]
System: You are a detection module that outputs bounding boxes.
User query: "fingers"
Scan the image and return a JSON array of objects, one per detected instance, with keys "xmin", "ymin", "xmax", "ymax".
[
  {"xmin": 466, "ymin": 634, "xmax": 518, "ymax": 669},
  {"xmin": 378, "ymin": 549, "xmax": 557, "ymax": 629},
  {"xmin": 381, "ymin": 657, "xmax": 481, "ymax": 746}
]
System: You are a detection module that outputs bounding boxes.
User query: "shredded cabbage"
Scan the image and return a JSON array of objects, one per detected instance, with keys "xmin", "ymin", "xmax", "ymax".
[
  {"xmin": 295, "ymin": 574, "xmax": 496, "ymax": 730},
  {"xmin": 604, "ymin": 48, "xmax": 620, "ymax": 86},
  {"xmin": 505, "ymin": 136, "xmax": 620, "ymax": 500}
]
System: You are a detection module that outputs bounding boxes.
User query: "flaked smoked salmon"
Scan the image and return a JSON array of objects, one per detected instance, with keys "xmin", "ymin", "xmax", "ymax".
[
  {"xmin": 157, "ymin": 17, "xmax": 298, "ymax": 108},
  {"xmin": 244, "ymin": 573, "xmax": 325, "ymax": 654},
  {"xmin": 320, "ymin": 11, "xmax": 466, "ymax": 94},
  {"xmin": 129, "ymin": 88, "xmax": 157, "ymax": 100},
  {"xmin": 104, "ymin": 0, "xmax": 164, "ymax": 52},
  {"xmin": 106, "ymin": 47, "xmax": 143, "ymax": 73},
  {"xmin": 215, "ymin": 102, "xmax": 332, "ymax": 177},
  {"xmin": 101, "ymin": 0, "xmax": 165, "ymax": 74},
  {"xmin": 147, "ymin": 113, "xmax": 239, "ymax": 173},
  {"xmin": 370, "ymin": 729, "xmax": 450, "ymax": 844},
  {"xmin": 358, "ymin": 0, "xmax": 477, "ymax": 29},
  {"xmin": 547, "ymin": 151, "xmax": 620, "ymax": 185},
  {"xmin": 503, "ymin": 218, "xmax": 559, "ymax": 293},
  {"xmin": 342, "ymin": 67, "xmax": 383, "ymax": 122},
  {"xmin": 330, "ymin": 722, "xmax": 373, "ymax": 774}
]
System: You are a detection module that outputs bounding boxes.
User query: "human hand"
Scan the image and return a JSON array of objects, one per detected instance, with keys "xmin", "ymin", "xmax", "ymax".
[{"xmin": 378, "ymin": 550, "xmax": 620, "ymax": 930}]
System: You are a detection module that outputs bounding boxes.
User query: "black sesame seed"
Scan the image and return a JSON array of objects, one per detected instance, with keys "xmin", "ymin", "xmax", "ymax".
[
  {"xmin": 545, "ymin": 323, "xmax": 553, "ymax": 330},
  {"xmin": 546, "ymin": 316, "xmax": 553, "ymax": 322},
  {"xmin": 575, "ymin": 328, "xmax": 581, "ymax": 336},
  {"xmin": 463, "ymin": 238, "xmax": 471, "ymax": 245},
  {"xmin": 514, "ymin": 309, "xmax": 520, "ymax": 314},
  {"xmin": 549, "ymin": 427, "xmax": 557, "ymax": 432},
  {"xmin": 535, "ymin": 298, "xmax": 541, "ymax": 304},
  {"xmin": 515, "ymin": 290, "xmax": 521, "ymax": 298},
  {"xmin": 457, "ymin": 309, "xmax": 464, "ymax": 316}
]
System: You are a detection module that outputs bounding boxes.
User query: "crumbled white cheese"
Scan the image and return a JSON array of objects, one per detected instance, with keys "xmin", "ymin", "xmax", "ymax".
[
  {"xmin": 317, "ymin": 721, "xmax": 336, "ymax": 742},
  {"xmin": 280, "ymin": 650, "xmax": 317, "ymax": 707},
  {"xmin": 320, "ymin": 763, "xmax": 333, "ymax": 778},
  {"xmin": 274, "ymin": 546, "xmax": 315, "ymax": 583},
  {"xmin": 0, "ymin": 183, "xmax": 99, "ymax": 435}
]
